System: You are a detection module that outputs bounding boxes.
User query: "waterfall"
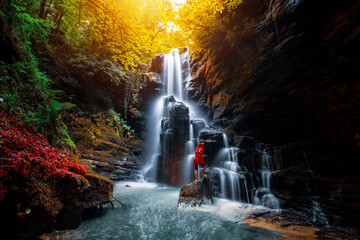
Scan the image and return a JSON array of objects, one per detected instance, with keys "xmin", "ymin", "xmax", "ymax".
[
  {"xmin": 165, "ymin": 49, "xmax": 183, "ymax": 100},
  {"xmin": 210, "ymin": 135, "xmax": 249, "ymax": 202},
  {"xmin": 182, "ymin": 122, "xmax": 196, "ymax": 184},
  {"xmin": 214, "ymin": 168, "xmax": 227, "ymax": 198},
  {"xmin": 182, "ymin": 51, "xmax": 193, "ymax": 100},
  {"xmin": 142, "ymin": 49, "xmax": 189, "ymax": 185},
  {"xmin": 311, "ymin": 200, "xmax": 329, "ymax": 226},
  {"xmin": 190, "ymin": 123, "xmax": 194, "ymax": 140},
  {"xmin": 142, "ymin": 97, "xmax": 164, "ymax": 181},
  {"xmin": 211, "ymin": 134, "xmax": 279, "ymax": 208},
  {"xmin": 142, "ymin": 48, "xmax": 280, "ymax": 209},
  {"xmin": 223, "ymin": 133, "xmax": 230, "ymax": 148},
  {"xmin": 253, "ymin": 148, "xmax": 280, "ymax": 209}
]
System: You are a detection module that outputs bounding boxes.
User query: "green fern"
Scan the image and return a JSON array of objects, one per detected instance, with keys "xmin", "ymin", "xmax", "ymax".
[{"xmin": 59, "ymin": 122, "xmax": 77, "ymax": 150}]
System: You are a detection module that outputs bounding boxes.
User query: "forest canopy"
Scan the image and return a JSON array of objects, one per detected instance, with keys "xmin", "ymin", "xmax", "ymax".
[
  {"xmin": 1, "ymin": 0, "xmax": 243, "ymax": 67},
  {"xmin": 174, "ymin": 0, "xmax": 243, "ymax": 55},
  {"xmin": 2, "ymin": 0, "xmax": 175, "ymax": 69}
]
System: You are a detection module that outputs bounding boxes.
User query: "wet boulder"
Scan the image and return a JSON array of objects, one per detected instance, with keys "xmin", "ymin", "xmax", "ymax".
[
  {"xmin": 199, "ymin": 128, "xmax": 224, "ymax": 144},
  {"xmin": 253, "ymin": 188, "xmax": 280, "ymax": 209},
  {"xmin": 167, "ymin": 102, "xmax": 190, "ymax": 142},
  {"xmin": 161, "ymin": 118, "xmax": 169, "ymax": 132},
  {"xmin": 234, "ymin": 136, "xmax": 257, "ymax": 150},
  {"xmin": 1, "ymin": 173, "xmax": 113, "ymax": 239},
  {"xmin": 178, "ymin": 177, "xmax": 213, "ymax": 207},
  {"xmin": 54, "ymin": 174, "xmax": 113, "ymax": 230},
  {"xmin": 168, "ymin": 102, "xmax": 189, "ymax": 118},
  {"xmin": 199, "ymin": 128, "xmax": 224, "ymax": 165},
  {"xmin": 163, "ymin": 95, "xmax": 176, "ymax": 106},
  {"xmin": 271, "ymin": 167, "xmax": 315, "ymax": 199},
  {"xmin": 191, "ymin": 119, "xmax": 206, "ymax": 138}
]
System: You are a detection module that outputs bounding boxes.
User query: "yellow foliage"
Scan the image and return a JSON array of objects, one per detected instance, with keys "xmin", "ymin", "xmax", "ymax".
[
  {"xmin": 173, "ymin": 0, "xmax": 243, "ymax": 56},
  {"xmin": 61, "ymin": 0, "xmax": 174, "ymax": 69},
  {"xmin": 58, "ymin": 0, "xmax": 243, "ymax": 67}
]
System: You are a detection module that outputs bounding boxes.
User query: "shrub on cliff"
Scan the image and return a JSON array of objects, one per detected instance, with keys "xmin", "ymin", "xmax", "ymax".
[{"xmin": 0, "ymin": 112, "xmax": 87, "ymax": 201}]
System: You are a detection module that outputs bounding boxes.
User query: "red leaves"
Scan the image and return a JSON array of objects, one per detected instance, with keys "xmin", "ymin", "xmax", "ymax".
[{"xmin": 0, "ymin": 113, "xmax": 87, "ymax": 200}]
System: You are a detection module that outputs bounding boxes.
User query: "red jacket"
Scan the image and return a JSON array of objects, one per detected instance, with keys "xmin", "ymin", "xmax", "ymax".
[{"xmin": 193, "ymin": 143, "xmax": 206, "ymax": 165}]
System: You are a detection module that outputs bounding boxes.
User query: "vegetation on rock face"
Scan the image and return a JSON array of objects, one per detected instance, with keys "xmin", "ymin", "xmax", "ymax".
[
  {"xmin": 0, "ymin": 1, "xmax": 73, "ymax": 148},
  {"xmin": 0, "ymin": 111, "xmax": 114, "ymax": 239},
  {"xmin": 0, "ymin": 112, "xmax": 88, "ymax": 201},
  {"xmin": 0, "ymin": 0, "xmax": 152, "ymax": 150}
]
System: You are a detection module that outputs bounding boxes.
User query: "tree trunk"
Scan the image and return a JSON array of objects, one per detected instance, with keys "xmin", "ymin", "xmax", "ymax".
[
  {"xmin": 39, "ymin": 0, "xmax": 47, "ymax": 19},
  {"xmin": 56, "ymin": 12, "xmax": 64, "ymax": 30}
]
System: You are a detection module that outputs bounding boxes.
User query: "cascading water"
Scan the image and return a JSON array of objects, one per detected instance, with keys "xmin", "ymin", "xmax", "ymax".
[
  {"xmin": 253, "ymin": 149, "xmax": 280, "ymax": 209},
  {"xmin": 210, "ymin": 134, "xmax": 280, "ymax": 208},
  {"xmin": 141, "ymin": 97, "xmax": 164, "ymax": 181},
  {"xmin": 164, "ymin": 50, "xmax": 183, "ymax": 99},
  {"xmin": 182, "ymin": 50, "xmax": 193, "ymax": 100},
  {"xmin": 311, "ymin": 200, "xmax": 329, "ymax": 226},
  {"xmin": 142, "ymin": 49, "xmax": 190, "ymax": 185},
  {"xmin": 142, "ymin": 48, "xmax": 279, "ymax": 209}
]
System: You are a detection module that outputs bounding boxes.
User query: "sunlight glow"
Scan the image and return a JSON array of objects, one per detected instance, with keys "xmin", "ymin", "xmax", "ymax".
[
  {"xmin": 168, "ymin": 0, "xmax": 187, "ymax": 4},
  {"xmin": 168, "ymin": 0, "xmax": 186, "ymax": 12},
  {"xmin": 166, "ymin": 22, "xmax": 175, "ymax": 33}
]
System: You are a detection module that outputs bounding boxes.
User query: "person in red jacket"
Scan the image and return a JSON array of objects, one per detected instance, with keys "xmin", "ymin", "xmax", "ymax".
[{"xmin": 194, "ymin": 142, "xmax": 207, "ymax": 182}]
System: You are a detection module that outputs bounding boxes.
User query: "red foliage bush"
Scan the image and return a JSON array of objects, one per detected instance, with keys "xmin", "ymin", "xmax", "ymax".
[{"xmin": 0, "ymin": 113, "xmax": 87, "ymax": 200}]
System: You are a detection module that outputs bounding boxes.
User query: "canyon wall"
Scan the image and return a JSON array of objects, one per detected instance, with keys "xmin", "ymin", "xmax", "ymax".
[{"xmin": 188, "ymin": 0, "xmax": 360, "ymax": 225}]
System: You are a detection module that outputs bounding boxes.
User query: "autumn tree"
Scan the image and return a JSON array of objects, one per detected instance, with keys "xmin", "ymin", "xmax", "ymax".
[
  {"xmin": 46, "ymin": 0, "xmax": 175, "ymax": 69},
  {"xmin": 173, "ymin": 0, "xmax": 243, "ymax": 56}
]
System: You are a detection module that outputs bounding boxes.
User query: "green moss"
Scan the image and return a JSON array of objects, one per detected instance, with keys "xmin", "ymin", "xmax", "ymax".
[{"xmin": 58, "ymin": 122, "xmax": 76, "ymax": 150}]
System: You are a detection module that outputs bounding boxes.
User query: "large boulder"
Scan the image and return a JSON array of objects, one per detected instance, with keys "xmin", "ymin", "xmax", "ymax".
[
  {"xmin": 191, "ymin": 119, "xmax": 206, "ymax": 138},
  {"xmin": 177, "ymin": 177, "xmax": 213, "ymax": 207},
  {"xmin": 1, "ymin": 173, "xmax": 113, "ymax": 239},
  {"xmin": 163, "ymin": 95, "xmax": 176, "ymax": 106},
  {"xmin": 53, "ymin": 174, "xmax": 113, "ymax": 230},
  {"xmin": 199, "ymin": 128, "xmax": 224, "ymax": 165}
]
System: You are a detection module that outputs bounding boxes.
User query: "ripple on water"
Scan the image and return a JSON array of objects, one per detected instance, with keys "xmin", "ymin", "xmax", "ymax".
[{"xmin": 42, "ymin": 182, "xmax": 278, "ymax": 240}]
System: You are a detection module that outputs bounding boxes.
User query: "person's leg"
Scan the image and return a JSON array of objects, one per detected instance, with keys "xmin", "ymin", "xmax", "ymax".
[
  {"xmin": 201, "ymin": 164, "xmax": 207, "ymax": 177},
  {"xmin": 194, "ymin": 165, "xmax": 198, "ymax": 182}
]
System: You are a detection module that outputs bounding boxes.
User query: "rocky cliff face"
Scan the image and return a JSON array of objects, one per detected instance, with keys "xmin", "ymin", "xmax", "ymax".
[{"xmin": 188, "ymin": 0, "xmax": 360, "ymax": 226}]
